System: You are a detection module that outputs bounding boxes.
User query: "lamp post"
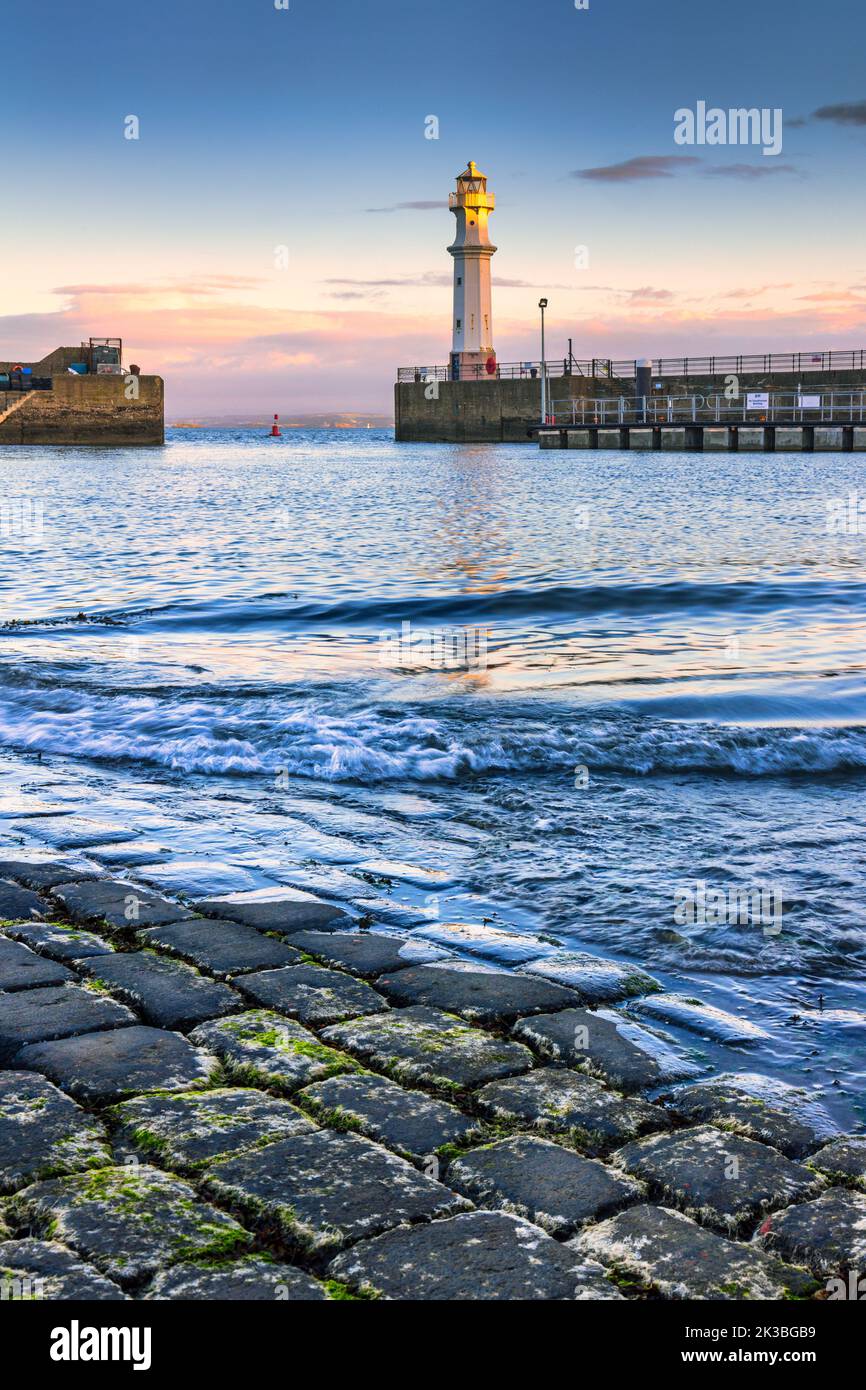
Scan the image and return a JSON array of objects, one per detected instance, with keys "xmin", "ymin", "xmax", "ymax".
[{"xmin": 538, "ymin": 298, "xmax": 548, "ymax": 424}]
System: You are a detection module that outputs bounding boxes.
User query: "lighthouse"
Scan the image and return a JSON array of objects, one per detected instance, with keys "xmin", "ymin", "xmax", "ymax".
[{"xmin": 448, "ymin": 161, "xmax": 497, "ymax": 380}]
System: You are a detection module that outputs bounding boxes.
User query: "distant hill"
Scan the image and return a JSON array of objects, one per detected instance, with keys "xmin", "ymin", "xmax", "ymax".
[{"xmin": 169, "ymin": 413, "xmax": 393, "ymax": 430}]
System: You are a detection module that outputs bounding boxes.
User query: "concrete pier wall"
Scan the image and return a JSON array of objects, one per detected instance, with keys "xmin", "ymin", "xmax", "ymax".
[
  {"xmin": 395, "ymin": 368, "xmax": 866, "ymax": 443},
  {"xmin": 0, "ymin": 374, "xmax": 164, "ymax": 447}
]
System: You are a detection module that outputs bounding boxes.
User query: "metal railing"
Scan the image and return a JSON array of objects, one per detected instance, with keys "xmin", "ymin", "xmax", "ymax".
[
  {"xmin": 398, "ymin": 348, "xmax": 866, "ymax": 384},
  {"xmin": 549, "ymin": 391, "xmax": 866, "ymax": 426}
]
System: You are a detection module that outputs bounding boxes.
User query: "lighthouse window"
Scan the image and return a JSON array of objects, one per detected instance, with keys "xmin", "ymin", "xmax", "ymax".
[
  {"xmin": 469, "ymin": 219, "xmax": 476, "ymax": 225},
  {"xmin": 456, "ymin": 319, "xmax": 462, "ymax": 330},
  {"xmin": 471, "ymin": 314, "xmax": 475, "ymax": 331},
  {"xmin": 457, "ymin": 276, "xmax": 462, "ymax": 285}
]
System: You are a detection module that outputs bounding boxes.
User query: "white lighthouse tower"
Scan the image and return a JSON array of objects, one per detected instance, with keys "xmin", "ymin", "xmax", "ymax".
[{"xmin": 448, "ymin": 160, "xmax": 497, "ymax": 380}]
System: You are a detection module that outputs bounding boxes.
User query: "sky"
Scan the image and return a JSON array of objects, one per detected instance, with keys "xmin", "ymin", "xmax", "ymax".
[{"xmin": 2, "ymin": 0, "xmax": 866, "ymax": 416}]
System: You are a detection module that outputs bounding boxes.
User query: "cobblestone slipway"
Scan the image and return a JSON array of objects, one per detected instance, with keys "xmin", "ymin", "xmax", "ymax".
[{"xmin": 0, "ymin": 866, "xmax": 864, "ymax": 1302}]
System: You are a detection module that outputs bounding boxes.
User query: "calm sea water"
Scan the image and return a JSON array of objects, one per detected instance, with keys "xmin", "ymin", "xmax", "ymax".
[{"xmin": 1, "ymin": 428, "xmax": 864, "ymax": 1124}]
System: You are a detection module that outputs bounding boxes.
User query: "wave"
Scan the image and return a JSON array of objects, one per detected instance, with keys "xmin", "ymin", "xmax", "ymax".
[
  {"xmin": 0, "ymin": 682, "xmax": 864, "ymax": 781},
  {"xmin": 2, "ymin": 576, "xmax": 862, "ymax": 635}
]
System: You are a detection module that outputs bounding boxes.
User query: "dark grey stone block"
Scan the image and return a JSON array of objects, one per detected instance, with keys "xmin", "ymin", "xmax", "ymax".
[
  {"xmin": 808, "ymin": 1136, "xmax": 866, "ymax": 1190},
  {"xmin": 0, "ymin": 1072, "xmax": 111, "ymax": 1192},
  {"xmin": 11, "ymin": 1164, "xmax": 251, "ymax": 1287},
  {"xmin": 659, "ymin": 1075, "xmax": 839, "ymax": 1159},
  {"xmin": 0, "ymin": 879, "xmax": 48, "ymax": 922},
  {"xmin": 298, "ymin": 1072, "xmax": 478, "ymax": 1162},
  {"xmin": 757, "ymin": 1189, "xmax": 866, "ymax": 1277},
  {"xmin": 288, "ymin": 930, "xmax": 437, "ymax": 978},
  {"xmin": 0, "ymin": 1238, "xmax": 128, "ymax": 1299},
  {"xmin": 576, "ymin": 1203, "xmax": 818, "ymax": 1300},
  {"xmin": 16, "ymin": 1024, "xmax": 217, "ymax": 1104},
  {"xmin": 447, "ymin": 1135, "xmax": 643, "ymax": 1237},
  {"xmin": 615, "ymin": 1125, "xmax": 823, "ymax": 1234},
  {"xmin": 522, "ymin": 951, "xmax": 661, "ymax": 1005},
  {"xmin": 0, "ymin": 936, "xmax": 74, "ymax": 992},
  {"xmin": 140, "ymin": 918, "xmax": 301, "ymax": 977},
  {"xmin": 328, "ymin": 1210, "xmax": 624, "ymax": 1300},
  {"xmin": 321, "ymin": 1005, "xmax": 533, "ymax": 1094},
  {"xmin": 144, "ymin": 1257, "xmax": 326, "ymax": 1300},
  {"xmin": 111, "ymin": 1087, "xmax": 317, "ymax": 1171},
  {"xmin": 375, "ymin": 965, "xmax": 579, "ymax": 1026},
  {"xmin": 77, "ymin": 953, "xmax": 240, "ymax": 1031},
  {"xmin": 3, "ymin": 921, "xmax": 114, "ymax": 963},
  {"xmin": 202, "ymin": 1129, "xmax": 469, "ymax": 1253},
  {"xmin": 474, "ymin": 1067, "xmax": 672, "ymax": 1155},
  {"xmin": 51, "ymin": 879, "xmax": 193, "ymax": 930},
  {"xmin": 0, "ymin": 984, "xmax": 135, "ymax": 1065},
  {"xmin": 0, "ymin": 860, "xmax": 98, "ymax": 891},
  {"xmin": 236, "ymin": 963, "xmax": 387, "ymax": 1026},
  {"xmin": 194, "ymin": 888, "xmax": 348, "ymax": 933},
  {"xmin": 512, "ymin": 1007, "xmax": 701, "ymax": 1092},
  {"xmin": 189, "ymin": 1010, "xmax": 356, "ymax": 1093}
]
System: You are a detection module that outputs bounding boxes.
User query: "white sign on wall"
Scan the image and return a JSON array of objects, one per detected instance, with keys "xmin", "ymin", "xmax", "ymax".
[
  {"xmin": 797, "ymin": 394, "xmax": 820, "ymax": 409},
  {"xmin": 746, "ymin": 392, "xmax": 770, "ymax": 409}
]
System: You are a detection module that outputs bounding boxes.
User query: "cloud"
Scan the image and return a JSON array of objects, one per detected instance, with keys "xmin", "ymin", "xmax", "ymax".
[
  {"xmin": 812, "ymin": 100, "xmax": 866, "ymax": 126},
  {"xmin": 625, "ymin": 287, "xmax": 674, "ymax": 302},
  {"xmin": 703, "ymin": 162, "xmax": 798, "ymax": 179},
  {"xmin": 572, "ymin": 155, "xmax": 701, "ymax": 182},
  {"xmin": 364, "ymin": 200, "xmax": 443, "ymax": 212}
]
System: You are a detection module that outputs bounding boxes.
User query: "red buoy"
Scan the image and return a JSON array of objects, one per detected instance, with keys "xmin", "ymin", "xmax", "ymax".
[{"xmin": 270, "ymin": 414, "xmax": 281, "ymax": 437}]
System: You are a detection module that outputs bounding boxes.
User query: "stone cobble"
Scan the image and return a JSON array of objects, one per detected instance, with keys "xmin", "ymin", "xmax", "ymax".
[{"xmin": 0, "ymin": 855, "xmax": 860, "ymax": 1301}]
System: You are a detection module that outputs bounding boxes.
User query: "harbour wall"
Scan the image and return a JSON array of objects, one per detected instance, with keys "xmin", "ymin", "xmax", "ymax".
[
  {"xmin": 0, "ymin": 374, "xmax": 164, "ymax": 447},
  {"xmin": 394, "ymin": 368, "xmax": 866, "ymax": 443}
]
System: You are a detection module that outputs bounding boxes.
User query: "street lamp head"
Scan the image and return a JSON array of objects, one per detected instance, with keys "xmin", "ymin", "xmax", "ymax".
[{"xmin": 538, "ymin": 298, "xmax": 548, "ymax": 309}]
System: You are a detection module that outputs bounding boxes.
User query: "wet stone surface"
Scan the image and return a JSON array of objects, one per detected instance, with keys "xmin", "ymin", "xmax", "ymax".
[
  {"xmin": 0, "ymin": 879, "xmax": 49, "ymax": 922},
  {"xmin": 189, "ymin": 1009, "xmax": 356, "ymax": 1093},
  {"xmin": 10, "ymin": 1164, "xmax": 251, "ymax": 1288},
  {"xmin": 51, "ymin": 879, "xmax": 193, "ymax": 930},
  {"xmin": 194, "ymin": 888, "xmax": 349, "ymax": 933},
  {"xmin": 236, "ymin": 963, "xmax": 387, "ymax": 1026},
  {"xmin": 447, "ymin": 1135, "xmax": 643, "ymax": 1238},
  {"xmin": 522, "ymin": 951, "xmax": 661, "ymax": 1005},
  {"xmin": 321, "ymin": 1005, "xmax": 533, "ymax": 1094},
  {"xmin": 0, "ymin": 1072, "xmax": 111, "ymax": 1192},
  {"xmin": 0, "ymin": 860, "xmax": 98, "ymax": 891},
  {"xmin": 0, "ymin": 983, "xmax": 135, "ymax": 1065},
  {"xmin": 0, "ymin": 1238, "xmax": 128, "ymax": 1300},
  {"xmin": 808, "ymin": 1136, "xmax": 866, "ymax": 1189},
  {"xmin": 474, "ymin": 1067, "xmax": 672, "ymax": 1155},
  {"xmin": 328, "ymin": 1210, "xmax": 624, "ymax": 1301},
  {"xmin": 659, "ymin": 1074, "xmax": 838, "ymax": 1159},
  {"xmin": 575, "ymin": 1203, "xmax": 818, "ymax": 1300},
  {"xmin": 202, "ymin": 1128, "xmax": 469, "ymax": 1253},
  {"xmin": 289, "ymin": 929, "xmax": 444, "ymax": 978},
  {"xmin": 111, "ymin": 1087, "xmax": 318, "ymax": 1171},
  {"xmin": 140, "ymin": 918, "xmax": 301, "ymax": 977},
  {"xmin": 77, "ymin": 952, "xmax": 241, "ymax": 1031},
  {"xmin": 298, "ymin": 1072, "xmax": 479, "ymax": 1162},
  {"xmin": 0, "ymin": 936, "xmax": 74, "ymax": 993},
  {"xmin": 757, "ymin": 1189, "xmax": 866, "ymax": 1276},
  {"xmin": 144, "ymin": 1256, "xmax": 327, "ymax": 1301},
  {"xmin": 4, "ymin": 921, "xmax": 115, "ymax": 963},
  {"xmin": 512, "ymin": 1007, "xmax": 701, "ymax": 1092},
  {"xmin": 16, "ymin": 1024, "xmax": 217, "ymax": 1104},
  {"xmin": 375, "ymin": 964, "xmax": 580, "ymax": 1027},
  {"xmin": 615, "ymin": 1125, "xmax": 824, "ymax": 1234},
  {"xmin": 629, "ymin": 993, "xmax": 771, "ymax": 1045}
]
